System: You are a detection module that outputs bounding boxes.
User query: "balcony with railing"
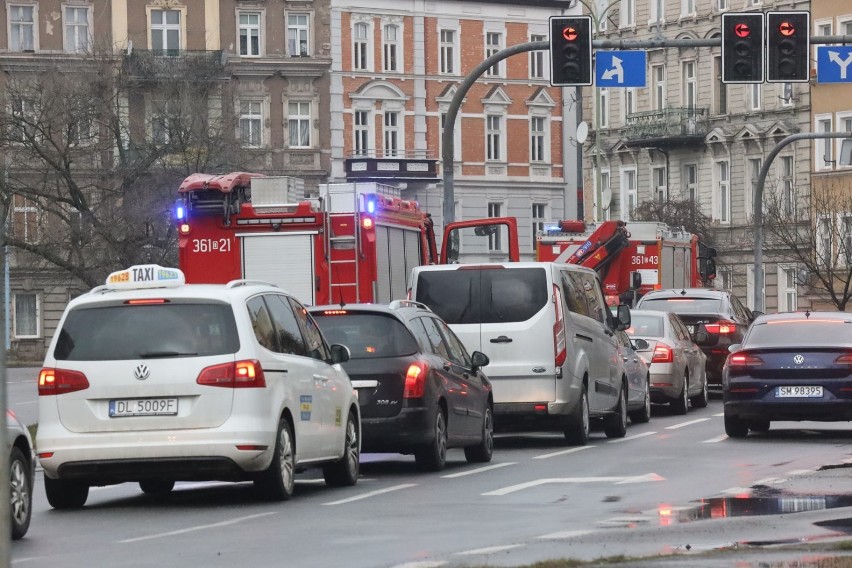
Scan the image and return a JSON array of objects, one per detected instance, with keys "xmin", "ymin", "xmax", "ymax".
[
  {"xmin": 123, "ymin": 49, "xmax": 226, "ymax": 82},
  {"xmin": 345, "ymin": 150, "xmax": 438, "ymax": 182},
  {"xmin": 623, "ymin": 107, "xmax": 708, "ymax": 148}
]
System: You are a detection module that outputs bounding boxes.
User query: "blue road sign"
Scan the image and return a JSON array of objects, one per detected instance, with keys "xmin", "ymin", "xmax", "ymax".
[
  {"xmin": 817, "ymin": 46, "xmax": 852, "ymax": 83},
  {"xmin": 595, "ymin": 51, "xmax": 647, "ymax": 87}
]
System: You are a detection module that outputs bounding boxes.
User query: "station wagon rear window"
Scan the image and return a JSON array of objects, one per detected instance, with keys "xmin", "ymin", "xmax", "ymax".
[
  {"xmin": 639, "ymin": 297, "xmax": 722, "ymax": 313},
  {"xmin": 312, "ymin": 313, "xmax": 418, "ymax": 359},
  {"xmin": 54, "ymin": 302, "xmax": 239, "ymax": 361},
  {"xmin": 745, "ymin": 320, "xmax": 852, "ymax": 348}
]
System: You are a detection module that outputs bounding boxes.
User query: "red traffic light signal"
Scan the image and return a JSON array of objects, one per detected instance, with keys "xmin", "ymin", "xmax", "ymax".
[
  {"xmin": 778, "ymin": 21, "xmax": 796, "ymax": 36},
  {"xmin": 562, "ymin": 26, "xmax": 578, "ymax": 42},
  {"xmin": 734, "ymin": 23, "xmax": 751, "ymax": 38},
  {"xmin": 549, "ymin": 16, "xmax": 592, "ymax": 87},
  {"xmin": 721, "ymin": 12, "xmax": 764, "ymax": 84},
  {"xmin": 767, "ymin": 11, "xmax": 810, "ymax": 82}
]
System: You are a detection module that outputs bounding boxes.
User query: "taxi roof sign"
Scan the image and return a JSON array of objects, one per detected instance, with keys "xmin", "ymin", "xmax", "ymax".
[{"xmin": 105, "ymin": 265, "xmax": 186, "ymax": 289}]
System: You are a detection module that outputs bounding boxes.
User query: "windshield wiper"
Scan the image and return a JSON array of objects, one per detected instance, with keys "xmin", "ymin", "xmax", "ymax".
[{"xmin": 138, "ymin": 351, "xmax": 198, "ymax": 359}]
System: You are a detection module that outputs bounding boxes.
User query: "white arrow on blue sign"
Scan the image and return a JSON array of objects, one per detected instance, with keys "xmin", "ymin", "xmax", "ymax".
[
  {"xmin": 595, "ymin": 51, "xmax": 647, "ymax": 88},
  {"xmin": 817, "ymin": 46, "xmax": 852, "ymax": 83}
]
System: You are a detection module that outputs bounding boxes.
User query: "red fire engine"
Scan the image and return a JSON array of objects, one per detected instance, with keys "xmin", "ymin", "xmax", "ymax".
[{"xmin": 536, "ymin": 220, "xmax": 716, "ymax": 304}]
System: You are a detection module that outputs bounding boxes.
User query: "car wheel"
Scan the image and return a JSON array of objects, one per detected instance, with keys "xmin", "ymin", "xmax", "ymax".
[
  {"xmin": 724, "ymin": 410, "xmax": 749, "ymax": 438},
  {"xmin": 604, "ymin": 383, "xmax": 628, "ymax": 438},
  {"xmin": 323, "ymin": 410, "xmax": 360, "ymax": 487},
  {"xmin": 564, "ymin": 383, "xmax": 590, "ymax": 446},
  {"xmin": 691, "ymin": 376, "xmax": 709, "ymax": 408},
  {"xmin": 139, "ymin": 479, "xmax": 175, "ymax": 495},
  {"xmin": 415, "ymin": 407, "xmax": 448, "ymax": 471},
  {"xmin": 671, "ymin": 374, "xmax": 689, "ymax": 415},
  {"xmin": 254, "ymin": 417, "xmax": 296, "ymax": 501},
  {"xmin": 45, "ymin": 476, "xmax": 89, "ymax": 509},
  {"xmin": 464, "ymin": 404, "xmax": 494, "ymax": 463},
  {"xmin": 629, "ymin": 375, "xmax": 652, "ymax": 424},
  {"xmin": 9, "ymin": 447, "xmax": 32, "ymax": 540},
  {"xmin": 749, "ymin": 419, "xmax": 771, "ymax": 433}
]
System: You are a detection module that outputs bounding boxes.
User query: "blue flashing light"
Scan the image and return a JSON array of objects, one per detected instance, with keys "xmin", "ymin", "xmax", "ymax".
[
  {"xmin": 366, "ymin": 198, "xmax": 376, "ymax": 215},
  {"xmin": 544, "ymin": 225, "xmax": 561, "ymax": 234},
  {"xmin": 176, "ymin": 206, "xmax": 185, "ymax": 220}
]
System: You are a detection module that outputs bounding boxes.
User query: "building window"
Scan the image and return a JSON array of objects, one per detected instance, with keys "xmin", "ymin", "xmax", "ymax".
[
  {"xmin": 714, "ymin": 56, "xmax": 727, "ymax": 115},
  {"xmin": 748, "ymin": 158, "xmax": 761, "ymax": 219},
  {"xmin": 652, "ymin": 65, "xmax": 666, "ymax": 111},
  {"xmin": 288, "ymin": 14, "xmax": 310, "ymax": 56},
  {"xmin": 817, "ymin": 216, "xmax": 833, "ymax": 266},
  {"xmin": 64, "ymin": 6, "xmax": 90, "ymax": 53},
  {"xmin": 239, "ymin": 100, "xmax": 263, "ymax": 148},
  {"xmin": 440, "ymin": 29, "xmax": 456, "ymax": 74},
  {"xmin": 70, "ymin": 106, "xmax": 96, "ymax": 146},
  {"xmin": 353, "ymin": 22, "xmax": 369, "ymax": 70},
  {"xmin": 383, "ymin": 24, "xmax": 400, "ymax": 72},
  {"xmin": 598, "ymin": 88, "xmax": 609, "ymax": 128},
  {"xmin": 683, "ymin": 61, "xmax": 696, "ymax": 109},
  {"xmin": 13, "ymin": 292, "xmax": 39, "ymax": 339},
  {"xmin": 9, "ymin": 5, "xmax": 35, "ymax": 52},
  {"xmin": 239, "ymin": 12, "xmax": 261, "ymax": 57},
  {"xmin": 653, "ymin": 166, "xmax": 667, "ymax": 202},
  {"xmin": 780, "ymin": 83, "xmax": 793, "ymax": 107},
  {"xmin": 151, "ymin": 9, "xmax": 181, "ymax": 54},
  {"xmin": 152, "ymin": 100, "xmax": 180, "ymax": 145},
  {"xmin": 717, "ymin": 0, "xmax": 728, "ymax": 10},
  {"xmin": 532, "ymin": 203, "xmax": 546, "ymax": 253},
  {"xmin": 681, "ymin": 0, "xmax": 695, "ymax": 17},
  {"xmin": 718, "ymin": 268, "xmax": 732, "ymax": 290},
  {"xmin": 288, "ymin": 101, "xmax": 311, "ymax": 148},
  {"xmin": 837, "ymin": 114, "xmax": 852, "ymax": 169},
  {"xmin": 485, "ymin": 32, "xmax": 503, "ymax": 77},
  {"xmin": 486, "ymin": 115, "xmax": 502, "ymax": 161},
  {"xmin": 684, "ymin": 164, "xmax": 698, "ymax": 205},
  {"xmin": 530, "ymin": 116, "xmax": 546, "ymax": 162},
  {"xmin": 749, "ymin": 83, "xmax": 761, "ymax": 111},
  {"xmin": 622, "ymin": 0, "xmax": 635, "ymax": 27},
  {"xmin": 717, "ymin": 160, "xmax": 730, "ymax": 224},
  {"xmin": 530, "ymin": 34, "xmax": 546, "ymax": 79},
  {"xmin": 354, "ymin": 110, "xmax": 369, "ymax": 156},
  {"xmin": 651, "ymin": 0, "xmax": 665, "ymax": 23},
  {"xmin": 10, "ymin": 97, "xmax": 37, "ymax": 143},
  {"xmin": 842, "ymin": 215, "xmax": 852, "ymax": 266},
  {"xmin": 383, "ymin": 111, "xmax": 400, "ymax": 157},
  {"xmin": 778, "ymin": 266, "xmax": 797, "ymax": 312},
  {"xmin": 816, "ymin": 116, "xmax": 833, "ymax": 171},
  {"xmin": 780, "ymin": 156, "xmax": 795, "ymax": 217},
  {"xmin": 487, "ymin": 203, "xmax": 503, "ymax": 252},
  {"xmin": 621, "ymin": 168, "xmax": 637, "ymax": 220},
  {"xmin": 599, "ymin": 170, "xmax": 611, "ymax": 221},
  {"xmin": 12, "ymin": 194, "xmax": 39, "ymax": 244}
]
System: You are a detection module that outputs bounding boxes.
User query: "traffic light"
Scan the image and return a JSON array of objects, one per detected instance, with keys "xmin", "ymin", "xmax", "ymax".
[
  {"xmin": 721, "ymin": 12, "xmax": 764, "ymax": 84},
  {"xmin": 549, "ymin": 16, "xmax": 593, "ymax": 87},
  {"xmin": 767, "ymin": 11, "xmax": 810, "ymax": 83}
]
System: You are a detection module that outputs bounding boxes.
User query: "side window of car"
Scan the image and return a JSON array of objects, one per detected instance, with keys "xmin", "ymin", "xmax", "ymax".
[
  {"xmin": 418, "ymin": 317, "xmax": 452, "ymax": 360},
  {"xmin": 247, "ymin": 296, "xmax": 279, "ymax": 352},
  {"xmin": 670, "ymin": 316, "xmax": 688, "ymax": 341},
  {"xmin": 289, "ymin": 298, "xmax": 331, "ymax": 362},
  {"xmin": 730, "ymin": 294, "xmax": 751, "ymax": 322},
  {"xmin": 433, "ymin": 318, "xmax": 472, "ymax": 368},
  {"xmin": 408, "ymin": 318, "xmax": 433, "ymax": 353},
  {"xmin": 564, "ymin": 272, "xmax": 591, "ymax": 318},
  {"xmin": 578, "ymin": 272, "xmax": 607, "ymax": 324},
  {"xmin": 263, "ymin": 294, "xmax": 309, "ymax": 357}
]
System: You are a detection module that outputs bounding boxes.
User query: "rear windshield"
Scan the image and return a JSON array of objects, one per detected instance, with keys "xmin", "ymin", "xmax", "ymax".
[
  {"xmin": 416, "ymin": 268, "xmax": 548, "ymax": 325},
  {"xmin": 639, "ymin": 297, "xmax": 722, "ymax": 314},
  {"xmin": 312, "ymin": 313, "xmax": 418, "ymax": 359},
  {"xmin": 627, "ymin": 314, "xmax": 665, "ymax": 337},
  {"xmin": 54, "ymin": 302, "xmax": 240, "ymax": 361},
  {"xmin": 745, "ymin": 320, "xmax": 852, "ymax": 348}
]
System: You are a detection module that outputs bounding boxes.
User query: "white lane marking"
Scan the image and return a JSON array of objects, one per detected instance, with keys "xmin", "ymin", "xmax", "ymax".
[
  {"xmin": 721, "ymin": 487, "xmax": 753, "ymax": 495},
  {"xmin": 118, "ymin": 512, "xmax": 276, "ymax": 543},
  {"xmin": 391, "ymin": 562, "xmax": 447, "ymax": 568},
  {"xmin": 14, "ymin": 400, "xmax": 37, "ymax": 405},
  {"xmin": 607, "ymin": 431, "xmax": 657, "ymax": 444},
  {"xmin": 703, "ymin": 434, "xmax": 728, "ymax": 443},
  {"xmin": 786, "ymin": 469, "xmax": 814, "ymax": 476},
  {"xmin": 455, "ymin": 544, "xmax": 523, "ymax": 556},
  {"xmin": 754, "ymin": 477, "xmax": 786, "ymax": 485},
  {"xmin": 537, "ymin": 529, "xmax": 596, "ymax": 540},
  {"xmin": 534, "ymin": 445, "xmax": 595, "ymax": 459},
  {"xmin": 615, "ymin": 473, "xmax": 665, "ymax": 484},
  {"xmin": 482, "ymin": 474, "xmax": 663, "ymax": 496},
  {"xmin": 665, "ymin": 418, "xmax": 709, "ymax": 430},
  {"xmin": 442, "ymin": 462, "xmax": 517, "ymax": 478},
  {"xmin": 11, "ymin": 557, "xmax": 47, "ymax": 564},
  {"xmin": 714, "ymin": 412, "xmax": 724, "ymax": 417},
  {"xmin": 323, "ymin": 483, "xmax": 416, "ymax": 505}
]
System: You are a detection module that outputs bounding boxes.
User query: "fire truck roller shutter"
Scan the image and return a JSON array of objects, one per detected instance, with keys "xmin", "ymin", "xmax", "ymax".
[
  {"xmin": 241, "ymin": 233, "xmax": 316, "ymax": 304},
  {"xmin": 375, "ymin": 226, "xmax": 422, "ymax": 303}
]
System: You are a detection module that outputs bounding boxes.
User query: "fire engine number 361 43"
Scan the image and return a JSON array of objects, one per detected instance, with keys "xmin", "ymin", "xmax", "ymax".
[{"xmin": 191, "ymin": 238, "xmax": 231, "ymax": 253}]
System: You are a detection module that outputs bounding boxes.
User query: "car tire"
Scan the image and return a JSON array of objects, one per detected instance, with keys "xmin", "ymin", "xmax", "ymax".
[
  {"xmin": 629, "ymin": 375, "xmax": 652, "ymax": 424},
  {"xmin": 604, "ymin": 383, "xmax": 628, "ymax": 438},
  {"xmin": 671, "ymin": 374, "xmax": 689, "ymax": 415},
  {"xmin": 254, "ymin": 417, "xmax": 296, "ymax": 501},
  {"xmin": 323, "ymin": 410, "xmax": 360, "ymax": 487},
  {"xmin": 45, "ymin": 476, "xmax": 89, "ymax": 509},
  {"xmin": 9, "ymin": 447, "xmax": 32, "ymax": 540},
  {"xmin": 139, "ymin": 479, "xmax": 175, "ymax": 495},
  {"xmin": 749, "ymin": 419, "xmax": 771, "ymax": 433},
  {"xmin": 464, "ymin": 404, "xmax": 494, "ymax": 463},
  {"xmin": 691, "ymin": 376, "xmax": 709, "ymax": 408},
  {"xmin": 724, "ymin": 410, "xmax": 749, "ymax": 438},
  {"xmin": 415, "ymin": 407, "xmax": 448, "ymax": 472},
  {"xmin": 564, "ymin": 383, "xmax": 590, "ymax": 446}
]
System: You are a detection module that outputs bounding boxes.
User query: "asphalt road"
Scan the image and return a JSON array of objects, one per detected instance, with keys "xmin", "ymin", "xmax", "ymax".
[{"xmin": 8, "ymin": 369, "xmax": 852, "ymax": 567}]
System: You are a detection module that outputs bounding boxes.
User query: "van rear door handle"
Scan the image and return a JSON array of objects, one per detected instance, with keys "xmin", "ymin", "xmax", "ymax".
[{"xmin": 490, "ymin": 336, "xmax": 513, "ymax": 343}]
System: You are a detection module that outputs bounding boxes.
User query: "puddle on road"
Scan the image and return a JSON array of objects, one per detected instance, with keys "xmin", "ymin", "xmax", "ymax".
[{"xmin": 654, "ymin": 495, "xmax": 852, "ymax": 526}]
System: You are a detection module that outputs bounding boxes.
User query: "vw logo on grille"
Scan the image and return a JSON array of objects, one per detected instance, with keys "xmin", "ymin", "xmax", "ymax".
[
  {"xmin": 793, "ymin": 355, "xmax": 805, "ymax": 365},
  {"xmin": 134, "ymin": 364, "xmax": 151, "ymax": 381}
]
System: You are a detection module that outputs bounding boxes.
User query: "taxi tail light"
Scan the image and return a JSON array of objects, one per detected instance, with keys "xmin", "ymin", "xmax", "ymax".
[
  {"xmin": 197, "ymin": 360, "xmax": 267, "ymax": 389},
  {"xmin": 728, "ymin": 353, "xmax": 764, "ymax": 368},
  {"xmin": 38, "ymin": 368, "xmax": 90, "ymax": 396},
  {"xmin": 704, "ymin": 320, "xmax": 737, "ymax": 334},
  {"xmin": 651, "ymin": 343, "xmax": 673, "ymax": 363},
  {"xmin": 835, "ymin": 353, "xmax": 852, "ymax": 366},
  {"xmin": 403, "ymin": 362, "xmax": 428, "ymax": 398},
  {"xmin": 553, "ymin": 284, "xmax": 568, "ymax": 367}
]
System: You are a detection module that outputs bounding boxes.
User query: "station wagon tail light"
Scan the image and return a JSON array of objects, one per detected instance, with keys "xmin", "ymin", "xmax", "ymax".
[
  {"xmin": 704, "ymin": 320, "xmax": 737, "ymax": 334},
  {"xmin": 197, "ymin": 360, "xmax": 267, "ymax": 389},
  {"xmin": 651, "ymin": 343, "xmax": 674, "ymax": 363},
  {"xmin": 552, "ymin": 284, "xmax": 567, "ymax": 367},
  {"xmin": 38, "ymin": 368, "xmax": 90, "ymax": 396},
  {"xmin": 835, "ymin": 353, "xmax": 852, "ymax": 366},
  {"xmin": 403, "ymin": 362, "xmax": 428, "ymax": 398},
  {"xmin": 728, "ymin": 353, "xmax": 764, "ymax": 367}
]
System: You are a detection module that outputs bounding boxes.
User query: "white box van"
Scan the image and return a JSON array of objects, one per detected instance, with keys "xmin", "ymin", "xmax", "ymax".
[{"xmin": 409, "ymin": 262, "xmax": 631, "ymax": 445}]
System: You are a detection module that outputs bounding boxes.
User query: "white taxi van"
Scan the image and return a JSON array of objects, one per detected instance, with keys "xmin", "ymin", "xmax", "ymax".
[{"xmin": 36, "ymin": 265, "xmax": 360, "ymax": 509}]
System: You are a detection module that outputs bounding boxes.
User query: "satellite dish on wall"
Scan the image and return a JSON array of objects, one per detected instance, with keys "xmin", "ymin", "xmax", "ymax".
[
  {"xmin": 576, "ymin": 121, "xmax": 589, "ymax": 144},
  {"xmin": 601, "ymin": 187, "xmax": 612, "ymax": 209}
]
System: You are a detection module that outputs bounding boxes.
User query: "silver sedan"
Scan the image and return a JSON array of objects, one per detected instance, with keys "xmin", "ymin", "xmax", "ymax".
[{"xmin": 627, "ymin": 309, "xmax": 709, "ymax": 415}]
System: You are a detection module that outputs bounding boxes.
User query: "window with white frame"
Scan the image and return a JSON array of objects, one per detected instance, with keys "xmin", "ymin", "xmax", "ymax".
[
  {"xmin": 842, "ymin": 215, "xmax": 852, "ymax": 266},
  {"xmin": 599, "ymin": 170, "xmax": 612, "ymax": 221},
  {"xmin": 239, "ymin": 100, "xmax": 263, "ymax": 148},
  {"xmin": 815, "ymin": 21, "xmax": 833, "ymax": 66},
  {"xmin": 10, "ymin": 97, "xmax": 37, "ymax": 143},
  {"xmin": 440, "ymin": 29, "xmax": 457, "ymax": 74},
  {"xmin": 652, "ymin": 65, "xmax": 666, "ymax": 111},
  {"xmin": 777, "ymin": 266, "xmax": 797, "ymax": 312},
  {"xmin": 747, "ymin": 0, "xmax": 761, "ymax": 6},
  {"xmin": 653, "ymin": 166, "xmax": 667, "ymax": 202},
  {"xmin": 817, "ymin": 216, "xmax": 834, "ymax": 266},
  {"xmin": 530, "ymin": 116, "xmax": 546, "ymax": 162},
  {"xmin": 597, "ymin": 87, "xmax": 609, "ymax": 128},
  {"xmin": 485, "ymin": 32, "xmax": 503, "ymax": 77},
  {"xmin": 681, "ymin": 0, "xmax": 695, "ymax": 17},
  {"xmin": 440, "ymin": 112, "xmax": 462, "ymax": 162},
  {"xmin": 651, "ymin": 0, "xmax": 665, "ymax": 23},
  {"xmin": 621, "ymin": 0, "xmax": 635, "ymax": 27},
  {"xmin": 747, "ymin": 157, "xmax": 761, "ymax": 219},
  {"xmin": 152, "ymin": 99, "xmax": 180, "ymax": 145},
  {"xmin": 716, "ymin": 160, "xmax": 730, "ymax": 224},
  {"xmin": 486, "ymin": 115, "xmax": 502, "ymax": 161},
  {"xmin": 354, "ymin": 110, "xmax": 370, "ymax": 156},
  {"xmin": 288, "ymin": 14, "xmax": 310, "ymax": 56},
  {"xmin": 816, "ymin": 115, "xmax": 833, "ymax": 170},
  {"xmin": 780, "ymin": 155, "xmax": 795, "ymax": 217},
  {"xmin": 684, "ymin": 163, "xmax": 698, "ymax": 205},
  {"xmin": 714, "ymin": 56, "xmax": 727, "ymax": 115},
  {"xmin": 621, "ymin": 167, "xmax": 637, "ymax": 220},
  {"xmin": 598, "ymin": 12, "xmax": 609, "ymax": 32},
  {"xmin": 780, "ymin": 83, "xmax": 793, "ymax": 107},
  {"xmin": 624, "ymin": 88, "xmax": 636, "ymax": 120},
  {"xmin": 487, "ymin": 202, "xmax": 504, "ymax": 252},
  {"xmin": 9, "ymin": 4, "xmax": 36, "ymax": 52},
  {"xmin": 683, "ymin": 61, "xmax": 696, "ymax": 109},
  {"xmin": 383, "ymin": 24, "xmax": 400, "ymax": 72},
  {"xmin": 64, "ymin": 6, "xmax": 91, "ymax": 53},
  {"xmin": 288, "ymin": 101, "xmax": 311, "ymax": 148},
  {"xmin": 749, "ymin": 83, "xmax": 761, "ymax": 111},
  {"xmin": 716, "ymin": 0, "xmax": 728, "ymax": 10},
  {"xmin": 70, "ymin": 105, "xmax": 96, "ymax": 146},
  {"xmin": 531, "ymin": 203, "xmax": 546, "ymax": 253},
  {"xmin": 12, "ymin": 194, "xmax": 39, "ymax": 244},
  {"xmin": 746, "ymin": 264, "xmax": 765, "ymax": 311},
  {"xmin": 151, "ymin": 9, "xmax": 181, "ymax": 54},
  {"xmin": 718, "ymin": 268, "xmax": 732, "ymax": 290},
  {"xmin": 383, "ymin": 111, "xmax": 400, "ymax": 157},
  {"xmin": 530, "ymin": 34, "xmax": 546, "ymax": 79},
  {"xmin": 239, "ymin": 12, "xmax": 262, "ymax": 56},
  {"xmin": 13, "ymin": 292, "xmax": 39, "ymax": 339},
  {"xmin": 836, "ymin": 113, "xmax": 852, "ymax": 169},
  {"xmin": 353, "ymin": 22, "xmax": 370, "ymax": 71}
]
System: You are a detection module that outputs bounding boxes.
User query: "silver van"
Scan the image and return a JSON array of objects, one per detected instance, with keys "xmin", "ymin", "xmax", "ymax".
[{"xmin": 409, "ymin": 262, "xmax": 631, "ymax": 445}]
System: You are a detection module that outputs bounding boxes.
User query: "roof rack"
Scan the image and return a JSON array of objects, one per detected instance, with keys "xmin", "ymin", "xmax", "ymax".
[
  {"xmin": 389, "ymin": 299, "xmax": 431, "ymax": 312},
  {"xmin": 225, "ymin": 279, "xmax": 279, "ymax": 289}
]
